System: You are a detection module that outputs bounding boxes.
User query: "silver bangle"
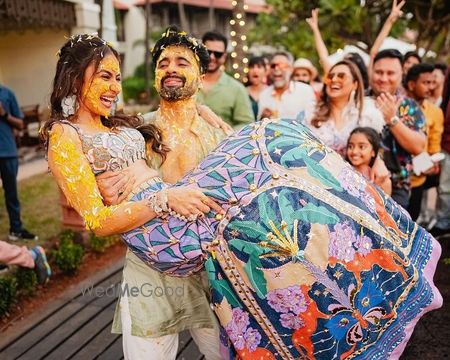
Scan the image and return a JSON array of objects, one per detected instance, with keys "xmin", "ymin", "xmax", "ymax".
[
  {"xmin": 146, "ymin": 189, "xmax": 169, "ymax": 216},
  {"xmin": 146, "ymin": 190, "xmax": 199, "ymax": 222}
]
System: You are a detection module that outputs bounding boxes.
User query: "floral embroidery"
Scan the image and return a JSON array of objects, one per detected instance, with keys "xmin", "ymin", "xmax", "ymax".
[
  {"xmin": 329, "ymin": 222, "xmax": 373, "ymax": 261},
  {"xmin": 225, "ymin": 308, "xmax": 261, "ymax": 352}
]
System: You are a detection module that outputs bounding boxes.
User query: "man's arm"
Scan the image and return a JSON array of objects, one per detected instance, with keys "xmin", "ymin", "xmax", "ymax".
[
  {"xmin": 0, "ymin": 100, "xmax": 24, "ymax": 130},
  {"xmin": 376, "ymin": 93, "xmax": 426, "ymax": 155}
]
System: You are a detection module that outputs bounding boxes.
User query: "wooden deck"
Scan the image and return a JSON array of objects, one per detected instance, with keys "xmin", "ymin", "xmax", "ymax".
[{"xmin": 0, "ymin": 261, "xmax": 203, "ymax": 360}]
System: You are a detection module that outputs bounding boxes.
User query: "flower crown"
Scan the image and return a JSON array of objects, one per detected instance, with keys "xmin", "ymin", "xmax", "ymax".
[{"xmin": 56, "ymin": 34, "xmax": 114, "ymax": 57}]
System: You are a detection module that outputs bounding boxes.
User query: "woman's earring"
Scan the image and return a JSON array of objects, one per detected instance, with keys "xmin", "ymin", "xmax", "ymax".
[
  {"xmin": 61, "ymin": 94, "xmax": 78, "ymax": 118},
  {"xmin": 110, "ymin": 97, "xmax": 119, "ymax": 116}
]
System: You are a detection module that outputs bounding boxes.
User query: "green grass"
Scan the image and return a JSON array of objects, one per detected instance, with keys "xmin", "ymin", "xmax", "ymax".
[{"xmin": 0, "ymin": 173, "xmax": 62, "ymax": 246}]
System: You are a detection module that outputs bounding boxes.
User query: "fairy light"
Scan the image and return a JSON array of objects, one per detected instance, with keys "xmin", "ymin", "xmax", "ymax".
[{"xmin": 230, "ymin": 0, "xmax": 248, "ymax": 81}]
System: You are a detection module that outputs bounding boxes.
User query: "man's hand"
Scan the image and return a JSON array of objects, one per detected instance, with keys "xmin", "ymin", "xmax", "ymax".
[
  {"xmin": 96, "ymin": 169, "xmax": 136, "ymax": 205},
  {"xmin": 0, "ymin": 101, "xmax": 6, "ymax": 117},
  {"xmin": 259, "ymin": 108, "xmax": 275, "ymax": 120},
  {"xmin": 167, "ymin": 185, "xmax": 225, "ymax": 218},
  {"xmin": 375, "ymin": 93, "xmax": 401, "ymax": 124},
  {"xmin": 423, "ymin": 163, "xmax": 440, "ymax": 176},
  {"xmin": 197, "ymin": 104, "xmax": 233, "ymax": 135}
]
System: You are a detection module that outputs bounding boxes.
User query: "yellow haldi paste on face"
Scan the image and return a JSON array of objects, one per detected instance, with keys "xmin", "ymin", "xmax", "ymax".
[
  {"xmin": 155, "ymin": 46, "xmax": 201, "ymax": 97},
  {"xmin": 81, "ymin": 54, "xmax": 122, "ymax": 117}
]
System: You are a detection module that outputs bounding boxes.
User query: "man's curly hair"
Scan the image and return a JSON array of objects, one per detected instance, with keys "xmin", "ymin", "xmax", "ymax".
[{"xmin": 151, "ymin": 26, "xmax": 210, "ymax": 74}]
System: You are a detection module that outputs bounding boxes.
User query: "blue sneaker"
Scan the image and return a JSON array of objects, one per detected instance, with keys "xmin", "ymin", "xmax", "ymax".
[{"xmin": 30, "ymin": 246, "xmax": 51, "ymax": 284}]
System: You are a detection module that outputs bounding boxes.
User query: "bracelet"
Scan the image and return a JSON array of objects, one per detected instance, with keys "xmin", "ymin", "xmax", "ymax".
[
  {"xmin": 146, "ymin": 189, "xmax": 199, "ymax": 222},
  {"xmin": 146, "ymin": 189, "xmax": 170, "ymax": 216}
]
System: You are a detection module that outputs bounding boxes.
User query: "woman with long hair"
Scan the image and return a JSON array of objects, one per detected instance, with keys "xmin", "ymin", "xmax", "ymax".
[
  {"xmin": 308, "ymin": 60, "xmax": 384, "ymax": 156},
  {"xmin": 43, "ymin": 33, "xmax": 441, "ymax": 359}
]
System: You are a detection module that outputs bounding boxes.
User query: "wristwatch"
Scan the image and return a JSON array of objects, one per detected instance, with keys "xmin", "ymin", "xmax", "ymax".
[{"xmin": 388, "ymin": 115, "xmax": 400, "ymax": 127}]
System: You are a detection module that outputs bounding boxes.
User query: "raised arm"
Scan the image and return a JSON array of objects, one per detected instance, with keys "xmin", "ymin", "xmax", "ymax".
[
  {"xmin": 306, "ymin": 8, "xmax": 332, "ymax": 74},
  {"xmin": 368, "ymin": 0, "xmax": 405, "ymax": 79}
]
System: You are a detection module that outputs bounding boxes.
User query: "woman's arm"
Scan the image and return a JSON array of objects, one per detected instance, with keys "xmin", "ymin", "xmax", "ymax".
[
  {"xmin": 306, "ymin": 8, "xmax": 332, "ymax": 74},
  {"xmin": 368, "ymin": 0, "xmax": 405, "ymax": 80},
  {"xmin": 48, "ymin": 124, "xmax": 221, "ymax": 236}
]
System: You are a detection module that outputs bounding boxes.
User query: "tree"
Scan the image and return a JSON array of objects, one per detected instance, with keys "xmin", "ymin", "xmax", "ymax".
[
  {"xmin": 403, "ymin": 0, "xmax": 450, "ymax": 60},
  {"xmin": 249, "ymin": 0, "xmax": 448, "ymax": 64}
]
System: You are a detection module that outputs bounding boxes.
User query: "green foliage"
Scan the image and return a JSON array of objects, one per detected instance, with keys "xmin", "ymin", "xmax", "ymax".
[
  {"xmin": 15, "ymin": 267, "xmax": 37, "ymax": 296},
  {"xmin": 53, "ymin": 230, "xmax": 84, "ymax": 274},
  {"xmin": 122, "ymin": 63, "xmax": 158, "ymax": 102},
  {"xmin": 443, "ymin": 258, "xmax": 450, "ymax": 266},
  {"xmin": 90, "ymin": 233, "xmax": 119, "ymax": 253},
  {"xmin": 0, "ymin": 276, "xmax": 17, "ymax": 317},
  {"xmin": 249, "ymin": 0, "xmax": 410, "ymax": 66},
  {"xmin": 122, "ymin": 76, "xmax": 147, "ymax": 102}
]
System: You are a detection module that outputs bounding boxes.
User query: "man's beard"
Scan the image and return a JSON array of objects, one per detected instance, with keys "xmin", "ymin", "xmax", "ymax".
[{"xmin": 159, "ymin": 75, "xmax": 197, "ymax": 101}]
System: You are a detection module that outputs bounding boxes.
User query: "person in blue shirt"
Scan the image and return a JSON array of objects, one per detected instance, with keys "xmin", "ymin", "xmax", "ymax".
[{"xmin": 0, "ymin": 84, "xmax": 38, "ymax": 241}]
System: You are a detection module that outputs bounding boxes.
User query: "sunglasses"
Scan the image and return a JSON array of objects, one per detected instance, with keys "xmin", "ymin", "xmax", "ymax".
[
  {"xmin": 207, "ymin": 50, "xmax": 225, "ymax": 58},
  {"xmin": 325, "ymin": 72, "xmax": 349, "ymax": 83},
  {"xmin": 270, "ymin": 63, "xmax": 290, "ymax": 70}
]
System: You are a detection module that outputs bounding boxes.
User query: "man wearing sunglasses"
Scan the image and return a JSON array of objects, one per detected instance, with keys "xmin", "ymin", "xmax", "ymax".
[
  {"xmin": 258, "ymin": 51, "xmax": 316, "ymax": 121},
  {"xmin": 198, "ymin": 30, "xmax": 253, "ymax": 128}
]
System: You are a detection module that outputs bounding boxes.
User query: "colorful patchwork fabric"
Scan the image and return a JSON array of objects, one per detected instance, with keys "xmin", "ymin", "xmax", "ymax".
[{"xmin": 122, "ymin": 117, "xmax": 442, "ymax": 359}]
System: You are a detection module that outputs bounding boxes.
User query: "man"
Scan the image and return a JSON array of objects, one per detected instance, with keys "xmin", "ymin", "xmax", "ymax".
[
  {"xmin": 97, "ymin": 29, "xmax": 226, "ymax": 360},
  {"xmin": 404, "ymin": 63, "xmax": 444, "ymax": 220},
  {"xmin": 258, "ymin": 51, "xmax": 316, "ymax": 121},
  {"xmin": 430, "ymin": 63, "xmax": 447, "ymax": 106},
  {"xmin": 0, "ymin": 84, "xmax": 38, "ymax": 241},
  {"xmin": 198, "ymin": 30, "xmax": 253, "ymax": 128},
  {"xmin": 369, "ymin": 49, "xmax": 426, "ymax": 208}
]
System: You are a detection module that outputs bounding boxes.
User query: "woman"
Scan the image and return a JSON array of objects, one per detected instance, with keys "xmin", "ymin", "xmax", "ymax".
[
  {"xmin": 246, "ymin": 56, "xmax": 268, "ymax": 120},
  {"xmin": 308, "ymin": 60, "xmax": 384, "ymax": 157},
  {"xmin": 43, "ymin": 34, "xmax": 441, "ymax": 359}
]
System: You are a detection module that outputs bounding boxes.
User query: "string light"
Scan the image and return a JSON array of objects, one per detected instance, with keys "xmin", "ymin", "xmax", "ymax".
[{"xmin": 230, "ymin": 0, "xmax": 248, "ymax": 81}]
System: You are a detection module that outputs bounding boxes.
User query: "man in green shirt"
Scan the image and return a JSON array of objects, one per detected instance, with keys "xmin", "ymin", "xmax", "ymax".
[{"xmin": 198, "ymin": 30, "xmax": 254, "ymax": 128}]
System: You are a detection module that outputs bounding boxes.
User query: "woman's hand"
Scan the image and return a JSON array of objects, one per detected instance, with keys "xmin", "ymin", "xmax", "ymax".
[
  {"xmin": 167, "ymin": 186, "xmax": 224, "ymax": 219},
  {"xmin": 306, "ymin": 8, "xmax": 320, "ymax": 31},
  {"xmin": 197, "ymin": 104, "xmax": 233, "ymax": 135},
  {"xmin": 388, "ymin": 0, "xmax": 405, "ymax": 23},
  {"xmin": 97, "ymin": 169, "xmax": 136, "ymax": 205}
]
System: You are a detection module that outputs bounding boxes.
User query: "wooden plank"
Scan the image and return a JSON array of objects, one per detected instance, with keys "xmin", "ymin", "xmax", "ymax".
[
  {"xmin": 177, "ymin": 330, "xmax": 193, "ymax": 355},
  {"xmin": 176, "ymin": 339, "xmax": 203, "ymax": 360},
  {"xmin": 45, "ymin": 302, "xmax": 117, "ymax": 360},
  {"xmin": 70, "ymin": 324, "xmax": 120, "ymax": 360},
  {"xmin": 16, "ymin": 293, "xmax": 117, "ymax": 360},
  {"xmin": 1, "ymin": 270, "xmax": 122, "ymax": 359},
  {"xmin": 0, "ymin": 261, "xmax": 124, "ymax": 352},
  {"xmin": 95, "ymin": 336, "xmax": 123, "ymax": 360}
]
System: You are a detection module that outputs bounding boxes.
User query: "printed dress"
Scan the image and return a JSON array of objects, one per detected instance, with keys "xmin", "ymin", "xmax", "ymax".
[{"xmin": 122, "ymin": 117, "xmax": 442, "ymax": 359}]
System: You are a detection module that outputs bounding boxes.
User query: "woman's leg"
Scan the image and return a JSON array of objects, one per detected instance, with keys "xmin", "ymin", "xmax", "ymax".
[
  {"xmin": 120, "ymin": 290, "xmax": 179, "ymax": 360},
  {"xmin": 190, "ymin": 327, "xmax": 224, "ymax": 360}
]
